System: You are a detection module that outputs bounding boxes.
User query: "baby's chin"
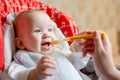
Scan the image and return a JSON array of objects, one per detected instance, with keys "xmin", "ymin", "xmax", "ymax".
[
  {"xmin": 40, "ymin": 46, "xmax": 55, "ymax": 55},
  {"xmin": 41, "ymin": 51, "xmax": 52, "ymax": 55},
  {"xmin": 40, "ymin": 51, "xmax": 53, "ymax": 55},
  {"xmin": 29, "ymin": 49, "xmax": 53, "ymax": 55}
]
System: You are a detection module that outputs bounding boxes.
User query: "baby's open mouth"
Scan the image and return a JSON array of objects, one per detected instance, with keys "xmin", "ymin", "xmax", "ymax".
[{"xmin": 41, "ymin": 42, "xmax": 51, "ymax": 47}]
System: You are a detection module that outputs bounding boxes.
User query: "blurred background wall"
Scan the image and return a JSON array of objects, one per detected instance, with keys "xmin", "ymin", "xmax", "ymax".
[{"xmin": 38, "ymin": 0, "xmax": 120, "ymax": 65}]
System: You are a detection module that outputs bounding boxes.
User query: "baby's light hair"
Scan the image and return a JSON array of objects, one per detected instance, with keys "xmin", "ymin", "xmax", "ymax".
[
  {"xmin": 13, "ymin": 9, "xmax": 45, "ymax": 37},
  {"xmin": 13, "ymin": 9, "xmax": 45, "ymax": 26}
]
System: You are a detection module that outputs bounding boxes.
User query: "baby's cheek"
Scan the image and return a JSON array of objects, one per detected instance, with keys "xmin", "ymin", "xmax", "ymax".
[
  {"xmin": 33, "ymin": 45, "xmax": 41, "ymax": 53},
  {"xmin": 52, "ymin": 35, "xmax": 57, "ymax": 40}
]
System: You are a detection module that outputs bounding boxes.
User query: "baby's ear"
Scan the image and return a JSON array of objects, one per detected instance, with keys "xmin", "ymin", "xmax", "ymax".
[{"xmin": 14, "ymin": 37, "xmax": 25, "ymax": 50}]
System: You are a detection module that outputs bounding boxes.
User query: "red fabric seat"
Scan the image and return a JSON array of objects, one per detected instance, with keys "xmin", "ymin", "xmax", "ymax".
[{"xmin": 0, "ymin": 0, "xmax": 79, "ymax": 71}]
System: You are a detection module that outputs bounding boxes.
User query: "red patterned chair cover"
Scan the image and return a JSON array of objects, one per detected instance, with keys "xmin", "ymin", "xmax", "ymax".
[{"xmin": 0, "ymin": 0, "xmax": 79, "ymax": 71}]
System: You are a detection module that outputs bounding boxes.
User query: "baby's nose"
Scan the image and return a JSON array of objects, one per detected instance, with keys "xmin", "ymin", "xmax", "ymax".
[{"xmin": 42, "ymin": 33, "xmax": 50, "ymax": 39}]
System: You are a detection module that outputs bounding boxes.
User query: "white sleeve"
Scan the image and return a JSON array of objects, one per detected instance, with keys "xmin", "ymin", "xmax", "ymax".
[
  {"xmin": 70, "ymin": 52, "xmax": 90, "ymax": 70},
  {"xmin": 69, "ymin": 41, "xmax": 91, "ymax": 70},
  {"xmin": 8, "ymin": 61, "xmax": 34, "ymax": 80}
]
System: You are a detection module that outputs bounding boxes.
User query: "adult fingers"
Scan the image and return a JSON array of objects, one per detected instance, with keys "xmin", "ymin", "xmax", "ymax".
[
  {"xmin": 77, "ymin": 30, "xmax": 94, "ymax": 35},
  {"xmin": 82, "ymin": 44, "xmax": 94, "ymax": 56},
  {"xmin": 93, "ymin": 31, "xmax": 104, "ymax": 49},
  {"xmin": 102, "ymin": 35, "xmax": 112, "ymax": 51}
]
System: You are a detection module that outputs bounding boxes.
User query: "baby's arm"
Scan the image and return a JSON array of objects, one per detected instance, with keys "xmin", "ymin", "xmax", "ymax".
[
  {"xmin": 8, "ymin": 61, "xmax": 33, "ymax": 80},
  {"xmin": 28, "ymin": 55, "xmax": 56, "ymax": 80},
  {"xmin": 8, "ymin": 55, "xmax": 56, "ymax": 80}
]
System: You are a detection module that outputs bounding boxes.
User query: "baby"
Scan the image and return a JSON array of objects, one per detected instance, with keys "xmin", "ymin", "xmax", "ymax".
[{"xmin": 8, "ymin": 9, "xmax": 91, "ymax": 80}]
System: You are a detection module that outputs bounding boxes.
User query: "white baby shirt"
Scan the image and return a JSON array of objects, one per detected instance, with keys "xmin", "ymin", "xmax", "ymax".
[{"xmin": 8, "ymin": 49, "xmax": 90, "ymax": 80}]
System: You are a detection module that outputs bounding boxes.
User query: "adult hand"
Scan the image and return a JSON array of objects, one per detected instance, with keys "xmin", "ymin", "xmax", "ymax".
[
  {"xmin": 92, "ymin": 31, "xmax": 116, "ymax": 79},
  {"xmin": 70, "ymin": 31, "xmax": 95, "ymax": 56}
]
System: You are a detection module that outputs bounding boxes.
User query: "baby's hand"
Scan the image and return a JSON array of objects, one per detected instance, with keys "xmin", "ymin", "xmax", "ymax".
[{"xmin": 35, "ymin": 55, "xmax": 56, "ymax": 78}]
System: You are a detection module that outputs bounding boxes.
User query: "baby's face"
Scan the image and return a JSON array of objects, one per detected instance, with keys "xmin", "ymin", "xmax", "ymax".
[{"xmin": 15, "ymin": 12, "xmax": 56, "ymax": 55}]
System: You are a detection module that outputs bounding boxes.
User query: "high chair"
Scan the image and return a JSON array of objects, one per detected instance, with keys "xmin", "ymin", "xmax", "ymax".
[
  {"xmin": 0, "ymin": 0, "xmax": 79, "ymax": 71},
  {"xmin": 0, "ymin": 0, "xmax": 97, "ymax": 80}
]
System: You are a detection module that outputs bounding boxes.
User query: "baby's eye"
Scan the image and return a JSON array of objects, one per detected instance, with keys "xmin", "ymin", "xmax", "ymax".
[
  {"xmin": 48, "ymin": 28, "xmax": 53, "ymax": 32},
  {"xmin": 34, "ymin": 29, "xmax": 41, "ymax": 33}
]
